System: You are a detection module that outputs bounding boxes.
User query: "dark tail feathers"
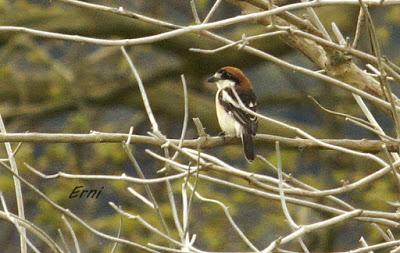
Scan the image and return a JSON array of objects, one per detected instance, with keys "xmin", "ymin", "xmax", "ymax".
[{"xmin": 241, "ymin": 133, "xmax": 254, "ymax": 162}]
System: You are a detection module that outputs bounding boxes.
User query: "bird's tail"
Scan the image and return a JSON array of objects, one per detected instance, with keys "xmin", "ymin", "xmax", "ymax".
[{"xmin": 241, "ymin": 132, "xmax": 254, "ymax": 162}]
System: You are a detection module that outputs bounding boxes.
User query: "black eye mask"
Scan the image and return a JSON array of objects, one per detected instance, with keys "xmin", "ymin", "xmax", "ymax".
[{"xmin": 219, "ymin": 70, "xmax": 239, "ymax": 84}]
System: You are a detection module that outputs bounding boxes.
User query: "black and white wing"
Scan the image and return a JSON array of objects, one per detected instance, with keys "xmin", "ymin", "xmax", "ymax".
[
  {"xmin": 218, "ymin": 88, "xmax": 258, "ymax": 161},
  {"xmin": 218, "ymin": 88, "xmax": 258, "ymax": 135}
]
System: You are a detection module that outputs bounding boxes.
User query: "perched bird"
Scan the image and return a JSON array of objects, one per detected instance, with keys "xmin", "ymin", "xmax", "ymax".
[{"xmin": 207, "ymin": 66, "xmax": 258, "ymax": 161}]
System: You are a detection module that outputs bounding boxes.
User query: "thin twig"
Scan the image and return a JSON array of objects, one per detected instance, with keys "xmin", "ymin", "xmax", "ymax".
[
  {"xmin": 0, "ymin": 193, "xmax": 39, "ymax": 253},
  {"xmin": 352, "ymin": 6, "xmax": 365, "ymax": 48},
  {"xmin": 108, "ymin": 202, "xmax": 182, "ymax": 247},
  {"xmin": 190, "ymin": 0, "xmax": 201, "ymax": 24},
  {"xmin": 202, "ymin": 0, "xmax": 223, "ymax": 24},
  {"xmin": 229, "ymin": 86, "xmax": 388, "ymax": 167},
  {"xmin": 25, "ymin": 162, "xmax": 187, "ymax": 185},
  {"xmin": 262, "ymin": 210, "xmax": 363, "ymax": 252},
  {"xmin": 359, "ymin": 236, "xmax": 373, "ymax": 253},
  {"xmin": 122, "ymin": 144, "xmax": 172, "ymax": 238},
  {"xmin": 189, "ymin": 31, "xmax": 287, "ymax": 54},
  {"xmin": 110, "ymin": 215, "xmax": 123, "ymax": 253},
  {"xmin": 188, "ymin": 184, "xmax": 260, "ymax": 252},
  {"xmin": 302, "ymin": 0, "xmax": 332, "ymax": 41},
  {"xmin": 166, "ymin": 178, "xmax": 184, "ymax": 240},
  {"xmin": 121, "ymin": 47, "xmax": 160, "ymax": 133},
  {"xmin": 308, "ymin": 95, "xmax": 373, "ymax": 127},
  {"xmin": 360, "ymin": 1, "xmax": 400, "ymax": 139},
  {"xmin": 127, "ymin": 187, "xmax": 155, "ymax": 209},
  {"xmin": 276, "ymin": 142, "xmax": 310, "ymax": 253},
  {"xmin": 0, "ymin": 114, "xmax": 27, "ymax": 253},
  {"xmin": 1, "ymin": 162, "xmax": 160, "ymax": 252},
  {"xmin": 148, "ymin": 150, "xmax": 399, "ymax": 227},
  {"xmin": 345, "ymin": 118, "xmax": 397, "ymax": 142},
  {"xmin": 61, "ymin": 215, "xmax": 80, "ymax": 253},
  {"xmin": 58, "ymin": 229, "xmax": 71, "ymax": 253},
  {"xmin": 183, "ymin": 164, "xmax": 200, "ymax": 239},
  {"xmin": 171, "ymin": 74, "xmax": 189, "ymax": 161}
]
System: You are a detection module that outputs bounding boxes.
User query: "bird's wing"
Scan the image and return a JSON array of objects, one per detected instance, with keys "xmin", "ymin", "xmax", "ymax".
[{"xmin": 219, "ymin": 89, "xmax": 258, "ymax": 135}]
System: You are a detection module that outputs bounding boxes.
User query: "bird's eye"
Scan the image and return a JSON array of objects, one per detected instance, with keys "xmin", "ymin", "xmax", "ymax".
[{"xmin": 221, "ymin": 71, "xmax": 232, "ymax": 79}]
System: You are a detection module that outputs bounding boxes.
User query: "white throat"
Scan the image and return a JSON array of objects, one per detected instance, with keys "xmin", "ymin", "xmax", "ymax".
[{"xmin": 216, "ymin": 79, "xmax": 235, "ymax": 90}]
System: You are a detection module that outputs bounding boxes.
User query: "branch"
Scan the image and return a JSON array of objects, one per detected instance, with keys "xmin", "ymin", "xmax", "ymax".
[
  {"xmin": 2, "ymin": 1, "xmax": 399, "ymax": 46},
  {"xmin": 0, "ymin": 115, "xmax": 27, "ymax": 253},
  {"xmin": 147, "ymin": 150, "xmax": 399, "ymax": 228},
  {"xmin": 5, "ymin": 0, "xmax": 398, "ymax": 114},
  {"xmin": 229, "ymin": 0, "xmax": 400, "ymax": 109},
  {"xmin": 262, "ymin": 209, "xmax": 363, "ymax": 252},
  {"xmin": 121, "ymin": 47, "xmax": 160, "ymax": 133},
  {"xmin": 0, "ymin": 132, "xmax": 397, "ymax": 152},
  {"xmin": 0, "ymin": 161, "xmax": 159, "ymax": 253},
  {"xmin": 0, "ymin": 210, "xmax": 63, "ymax": 253},
  {"xmin": 25, "ymin": 163, "xmax": 187, "ymax": 185}
]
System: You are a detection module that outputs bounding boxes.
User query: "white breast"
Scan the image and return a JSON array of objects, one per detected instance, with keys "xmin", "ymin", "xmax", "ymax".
[{"xmin": 215, "ymin": 89, "xmax": 242, "ymax": 137}]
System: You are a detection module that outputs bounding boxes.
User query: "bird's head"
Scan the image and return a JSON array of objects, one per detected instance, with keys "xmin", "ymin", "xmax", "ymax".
[{"xmin": 207, "ymin": 66, "xmax": 252, "ymax": 90}]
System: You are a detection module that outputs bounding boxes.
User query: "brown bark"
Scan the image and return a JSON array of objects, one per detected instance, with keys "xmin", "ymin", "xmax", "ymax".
[{"xmin": 231, "ymin": 0, "xmax": 399, "ymax": 105}]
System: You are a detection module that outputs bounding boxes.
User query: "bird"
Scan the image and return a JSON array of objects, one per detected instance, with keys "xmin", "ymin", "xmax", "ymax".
[{"xmin": 207, "ymin": 66, "xmax": 258, "ymax": 161}]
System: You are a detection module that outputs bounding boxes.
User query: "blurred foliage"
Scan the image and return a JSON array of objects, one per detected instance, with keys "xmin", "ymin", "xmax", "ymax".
[{"xmin": 0, "ymin": 0, "xmax": 399, "ymax": 252}]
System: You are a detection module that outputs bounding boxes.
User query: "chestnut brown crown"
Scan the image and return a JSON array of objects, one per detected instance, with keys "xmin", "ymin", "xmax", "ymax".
[{"xmin": 208, "ymin": 66, "xmax": 252, "ymax": 90}]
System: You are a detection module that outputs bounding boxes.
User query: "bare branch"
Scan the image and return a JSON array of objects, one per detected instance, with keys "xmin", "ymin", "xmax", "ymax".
[
  {"xmin": 262, "ymin": 209, "xmax": 363, "ymax": 252},
  {"xmin": 121, "ymin": 47, "xmax": 160, "ymax": 133},
  {"xmin": 0, "ymin": 161, "xmax": 159, "ymax": 252},
  {"xmin": 0, "ymin": 115, "xmax": 27, "ymax": 253},
  {"xmin": 25, "ymin": 163, "xmax": 187, "ymax": 185},
  {"xmin": 61, "ymin": 215, "xmax": 80, "ymax": 253},
  {"xmin": 0, "ymin": 132, "xmax": 398, "ymax": 152}
]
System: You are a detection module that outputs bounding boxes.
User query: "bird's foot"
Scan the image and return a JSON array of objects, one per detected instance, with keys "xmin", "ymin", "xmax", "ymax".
[{"xmin": 218, "ymin": 131, "xmax": 228, "ymax": 143}]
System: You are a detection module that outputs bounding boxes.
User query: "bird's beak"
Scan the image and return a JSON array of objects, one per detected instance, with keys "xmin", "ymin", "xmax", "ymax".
[{"xmin": 207, "ymin": 74, "xmax": 220, "ymax": 83}]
